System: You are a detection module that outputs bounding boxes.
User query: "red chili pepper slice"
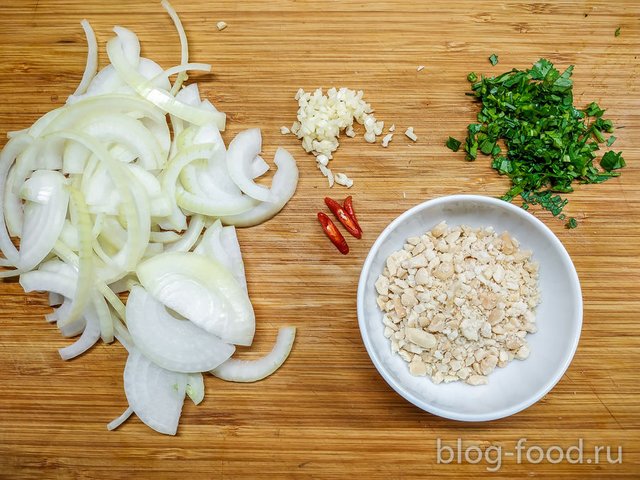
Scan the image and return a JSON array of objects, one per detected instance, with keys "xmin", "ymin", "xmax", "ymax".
[
  {"xmin": 317, "ymin": 212, "xmax": 349, "ymax": 254},
  {"xmin": 342, "ymin": 195, "xmax": 362, "ymax": 233},
  {"xmin": 324, "ymin": 197, "xmax": 362, "ymax": 239}
]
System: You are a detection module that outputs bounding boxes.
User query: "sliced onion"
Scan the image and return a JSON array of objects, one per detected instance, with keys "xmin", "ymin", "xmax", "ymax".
[
  {"xmin": 19, "ymin": 268, "xmax": 101, "ymax": 360},
  {"xmin": 52, "ymin": 240, "xmax": 126, "ymax": 323},
  {"xmin": 93, "ymin": 291, "xmax": 114, "ymax": 344},
  {"xmin": 114, "ymin": 318, "xmax": 133, "ymax": 352},
  {"xmin": 83, "ymin": 164, "xmax": 119, "ymax": 213},
  {"xmin": 16, "ymin": 170, "xmax": 69, "ymax": 271},
  {"xmin": 193, "ymin": 121, "xmax": 224, "ymax": 148},
  {"xmin": 20, "ymin": 269, "xmax": 76, "ymax": 300},
  {"xmin": 186, "ymin": 373, "xmax": 205, "ymax": 405},
  {"xmin": 149, "ymin": 230, "xmax": 181, "ymax": 243},
  {"xmin": 142, "ymin": 242, "xmax": 164, "ymax": 259},
  {"xmin": 147, "ymin": 63, "xmax": 211, "ymax": 89},
  {"xmin": 59, "ymin": 315, "xmax": 86, "ymax": 338},
  {"xmin": 70, "ymin": 65, "xmax": 133, "ymax": 102},
  {"xmin": 226, "ymin": 128, "xmax": 272, "ymax": 202},
  {"xmin": 108, "ymin": 275, "xmax": 136, "ymax": 294},
  {"xmin": 176, "ymin": 183, "xmax": 258, "ymax": 217},
  {"xmin": 62, "ymin": 141, "xmax": 91, "ymax": 174},
  {"xmin": 161, "ymin": 0, "xmax": 190, "ymax": 95},
  {"xmin": 5, "ymin": 165, "xmax": 25, "ymax": 237},
  {"xmin": 194, "ymin": 220, "xmax": 247, "ymax": 292},
  {"xmin": 220, "ymin": 226, "xmax": 247, "ymax": 291},
  {"xmin": 57, "ymin": 186, "xmax": 94, "ymax": 327},
  {"xmin": 70, "ymin": 19, "xmax": 98, "ymax": 98},
  {"xmin": 252, "ymin": 155, "xmax": 270, "ymax": 179},
  {"xmin": 107, "ymin": 406, "xmax": 133, "ymax": 431},
  {"xmin": 175, "ymin": 83, "xmax": 201, "ymax": 106},
  {"xmin": 1, "ymin": 5, "xmax": 300, "ymax": 436},
  {"xmin": 211, "ymin": 327, "xmax": 296, "ymax": 382},
  {"xmin": 123, "ymin": 347, "xmax": 187, "ymax": 435},
  {"xmin": 40, "ymin": 95, "xmax": 166, "ymax": 138},
  {"xmin": 126, "ymin": 285, "xmax": 235, "ymax": 372},
  {"xmin": 221, "ymin": 148, "xmax": 298, "ymax": 227},
  {"xmin": 164, "ymin": 214, "xmax": 204, "ymax": 253},
  {"xmin": 107, "ymin": 36, "xmax": 225, "ymax": 129},
  {"xmin": 0, "ymin": 134, "xmax": 34, "ymax": 268},
  {"xmin": 136, "ymin": 251, "xmax": 255, "ymax": 346},
  {"xmin": 48, "ymin": 130, "xmax": 150, "ymax": 279},
  {"xmin": 49, "ymin": 292, "xmax": 64, "ymax": 306},
  {"xmin": 58, "ymin": 307, "xmax": 100, "ymax": 360},
  {"xmin": 177, "ymin": 147, "xmax": 258, "ymax": 216},
  {"xmin": 69, "ymin": 58, "xmax": 170, "ymax": 104},
  {"xmin": 81, "ymin": 114, "xmax": 166, "ymax": 170},
  {"xmin": 159, "ymin": 143, "xmax": 218, "ymax": 230},
  {"xmin": 113, "ymin": 26, "xmax": 141, "ymax": 68},
  {"xmin": 127, "ymin": 165, "xmax": 172, "ymax": 217}
]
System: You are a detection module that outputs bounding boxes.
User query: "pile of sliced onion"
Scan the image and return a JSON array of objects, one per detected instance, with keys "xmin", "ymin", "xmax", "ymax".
[{"xmin": 0, "ymin": 1, "xmax": 297, "ymax": 435}]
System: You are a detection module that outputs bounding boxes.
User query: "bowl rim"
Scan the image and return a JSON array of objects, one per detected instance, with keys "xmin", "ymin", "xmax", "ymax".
[{"xmin": 356, "ymin": 194, "xmax": 583, "ymax": 422}]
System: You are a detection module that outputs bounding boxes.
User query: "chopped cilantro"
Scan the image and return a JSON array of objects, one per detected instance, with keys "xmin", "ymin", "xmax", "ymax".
[
  {"xmin": 600, "ymin": 151, "xmax": 626, "ymax": 171},
  {"xmin": 467, "ymin": 72, "xmax": 478, "ymax": 82},
  {"xmin": 489, "ymin": 54, "xmax": 499, "ymax": 66},
  {"xmin": 566, "ymin": 217, "xmax": 578, "ymax": 229},
  {"xmin": 446, "ymin": 136, "xmax": 462, "ymax": 152},
  {"xmin": 453, "ymin": 58, "xmax": 625, "ymax": 225},
  {"xmin": 615, "ymin": 26, "xmax": 621, "ymax": 37},
  {"xmin": 606, "ymin": 135, "xmax": 617, "ymax": 146},
  {"xmin": 585, "ymin": 102, "xmax": 605, "ymax": 117}
]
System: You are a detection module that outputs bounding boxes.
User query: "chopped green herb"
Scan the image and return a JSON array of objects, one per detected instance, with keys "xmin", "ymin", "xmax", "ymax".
[
  {"xmin": 606, "ymin": 135, "xmax": 617, "ymax": 146},
  {"xmin": 488, "ymin": 54, "xmax": 499, "ymax": 66},
  {"xmin": 467, "ymin": 72, "xmax": 478, "ymax": 82},
  {"xmin": 566, "ymin": 217, "xmax": 578, "ymax": 229},
  {"xmin": 585, "ymin": 102, "xmax": 605, "ymax": 117},
  {"xmin": 615, "ymin": 26, "xmax": 621, "ymax": 37},
  {"xmin": 446, "ymin": 136, "xmax": 462, "ymax": 152},
  {"xmin": 454, "ymin": 58, "xmax": 625, "ymax": 225},
  {"xmin": 600, "ymin": 151, "xmax": 626, "ymax": 171}
]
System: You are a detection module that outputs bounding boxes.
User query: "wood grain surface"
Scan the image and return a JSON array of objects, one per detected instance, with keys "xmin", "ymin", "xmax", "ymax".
[{"xmin": 0, "ymin": 0, "xmax": 639, "ymax": 478}]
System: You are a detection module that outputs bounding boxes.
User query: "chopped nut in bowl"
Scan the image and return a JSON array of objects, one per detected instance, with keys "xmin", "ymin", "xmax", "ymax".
[{"xmin": 357, "ymin": 195, "xmax": 582, "ymax": 421}]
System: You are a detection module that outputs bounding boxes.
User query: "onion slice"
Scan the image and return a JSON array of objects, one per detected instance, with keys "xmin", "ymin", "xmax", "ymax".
[
  {"xmin": 221, "ymin": 148, "xmax": 298, "ymax": 227},
  {"xmin": 194, "ymin": 220, "xmax": 247, "ymax": 292},
  {"xmin": 70, "ymin": 19, "xmax": 98, "ymax": 98},
  {"xmin": 136, "ymin": 252, "xmax": 255, "ymax": 346},
  {"xmin": 124, "ymin": 347, "xmax": 187, "ymax": 435},
  {"xmin": 58, "ymin": 308, "xmax": 100, "ymax": 360},
  {"xmin": 211, "ymin": 327, "xmax": 296, "ymax": 382},
  {"xmin": 186, "ymin": 373, "xmax": 205, "ymax": 405},
  {"xmin": 16, "ymin": 170, "xmax": 69, "ymax": 272},
  {"xmin": 106, "ymin": 36, "xmax": 225, "ymax": 129},
  {"xmin": 0, "ymin": 134, "xmax": 34, "ymax": 267},
  {"xmin": 251, "ymin": 155, "xmax": 270, "ymax": 178},
  {"xmin": 107, "ymin": 406, "xmax": 133, "ymax": 431},
  {"xmin": 57, "ymin": 186, "xmax": 94, "ymax": 327},
  {"xmin": 226, "ymin": 128, "xmax": 272, "ymax": 202},
  {"xmin": 161, "ymin": 0, "xmax": 190, "ymax": 95},
  {"xmin": 126, "ymin": 285, "xmax": 235, "ymax": 373},
  {"xmin": 164, "ymin": 214, "xmax": 205, "ymax": 253}
]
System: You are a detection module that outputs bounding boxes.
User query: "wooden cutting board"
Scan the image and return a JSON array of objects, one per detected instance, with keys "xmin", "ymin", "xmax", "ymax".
[{"xmin": 1, "ymin": 0, "xmax": 638, "ymax": 478}]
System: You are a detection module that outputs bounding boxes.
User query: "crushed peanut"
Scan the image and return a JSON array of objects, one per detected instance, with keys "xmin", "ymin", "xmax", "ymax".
[{"xmin": 375, "ymin": 221, "xmax": 540, "ymax": 386}]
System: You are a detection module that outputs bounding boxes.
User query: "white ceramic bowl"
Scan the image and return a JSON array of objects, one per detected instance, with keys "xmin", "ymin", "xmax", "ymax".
[{"xmin": 357, "ymin": 194, "xmax": 582, "ymax": 421}]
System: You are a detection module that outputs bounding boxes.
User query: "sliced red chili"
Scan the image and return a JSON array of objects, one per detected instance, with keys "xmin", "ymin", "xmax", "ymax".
[
  {"xmin": 342, "ymin": 195, "xmax": 361, "ymax": 233},
  {"xmin": 317, "ymin": 212, "xmax": 349, "ymax": 255},
  {"xmin": 324, "ymin": 197, "xmax": 362, "ymax": 239}
]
